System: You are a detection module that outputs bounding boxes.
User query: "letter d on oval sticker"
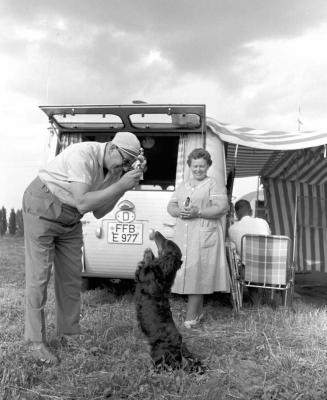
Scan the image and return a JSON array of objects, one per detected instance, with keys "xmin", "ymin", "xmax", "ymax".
[{"xmin": 115, "ymin": 210, "xmax": 135, "ymax": 223}]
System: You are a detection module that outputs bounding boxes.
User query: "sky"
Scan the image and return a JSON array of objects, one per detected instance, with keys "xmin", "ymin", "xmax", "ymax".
[{"xmin": 1, "ymin": 0, "xmax": 327, "ymax": 210}]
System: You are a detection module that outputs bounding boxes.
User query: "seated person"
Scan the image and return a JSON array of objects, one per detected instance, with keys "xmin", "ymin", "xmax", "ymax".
[
  {"xmin": 228, "ymin": 199, "xmax": 271, "ymax": 255},
  {"xmin": 228, "ymin": 199, "xmax": 272, "ymax": 305}
]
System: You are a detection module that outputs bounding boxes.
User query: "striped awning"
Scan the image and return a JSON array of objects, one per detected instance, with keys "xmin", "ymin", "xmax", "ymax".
[
  {"xmin": 262, "ymin": 177, "xmax": 327, "ymax": 272},
  {"xmin": 207, "ymin": 118, "xmax": 327, "ymax": 150},
  {"xmin": 207, "ymin": 118, "xmax": 327, "ymax": 273},
  {"xmin": 207, "ymin": 118, "xmax": 327, "ymax": 182}
]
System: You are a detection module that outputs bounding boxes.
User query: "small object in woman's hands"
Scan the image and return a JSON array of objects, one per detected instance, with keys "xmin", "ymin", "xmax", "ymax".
[
  {"xmin": 149, "ymin": 229, "xmax": 155, "ymax": 240},
  {"xmin": 184, "ymin": 197, "xmax": 191, "ymax": 208}
]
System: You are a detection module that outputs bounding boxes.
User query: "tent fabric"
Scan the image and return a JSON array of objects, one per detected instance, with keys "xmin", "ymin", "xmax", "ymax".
[
  {"xmin": 262, "ymin": 147, "xmax": 327, "ymax": 184},
  {"xmin": 207, "ymin": 118, "xmax": 327, "ymax": 150},
  {"xmin": 263, "ymin": 178, "xmax": 327, "ymax": 272},
  {"xmin": 206, "ymin": 117, "xmax": 327, "ymax": 274},
  {"xmin": 207, "ymin": 118, "xmax": 327, "ymax": 180},
  {"xmin": 223, "ymin": 142, "xmax": 284, "ymax": 178}
]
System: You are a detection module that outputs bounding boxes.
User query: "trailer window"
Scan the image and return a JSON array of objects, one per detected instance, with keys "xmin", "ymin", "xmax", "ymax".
[
  {"xmin": 130, "ymin": 113, "xmax": 200, "ymax": 129},
  {"xmin": 55, "ymin": 113, "xmax": 124, "ymax": 129},
  {"xmin": 140, "ymin": 135, "xmax": 179, "ymax": 190},
  {"xmin": 75, "ymin": 133, "xmax": 179, "ymax": 191}
]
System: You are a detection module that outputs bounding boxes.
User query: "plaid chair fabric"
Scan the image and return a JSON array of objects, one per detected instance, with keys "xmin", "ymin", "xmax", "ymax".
[{"xmin": 241, "ymin": 235, "xmax": 291, "ymax": 287}]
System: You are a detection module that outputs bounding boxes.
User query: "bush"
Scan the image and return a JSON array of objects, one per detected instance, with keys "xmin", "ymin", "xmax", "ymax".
[
  {"xmin": 0, "ymin": 206, "xmax": 7, "ymax": 235},
  {"xmin": 8, "ymin": 208, "xmax": 17, "ymax": 235},
  {"xmin": 16, "ymin": 209, "xmax": 24, "ymax": 236}
]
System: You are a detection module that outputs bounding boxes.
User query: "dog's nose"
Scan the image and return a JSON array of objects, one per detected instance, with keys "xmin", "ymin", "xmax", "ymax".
[{"xmin": 149, "ymin": 229, "xmax": 155, "ymax": 240}]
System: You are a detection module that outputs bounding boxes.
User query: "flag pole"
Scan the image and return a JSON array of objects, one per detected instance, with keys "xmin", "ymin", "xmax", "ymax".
[{"xmin": 293, "ymin": 105, "xmax": 302, "ymax": 265}]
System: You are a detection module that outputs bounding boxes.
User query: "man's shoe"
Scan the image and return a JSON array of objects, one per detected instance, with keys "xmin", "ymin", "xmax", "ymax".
[{"xmin": 30, "ymin": 342, "xmax": 59, "ymax": 365}]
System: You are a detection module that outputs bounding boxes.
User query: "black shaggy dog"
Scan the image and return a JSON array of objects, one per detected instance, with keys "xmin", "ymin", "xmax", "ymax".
[{"xmin": 135, "ymin": 230, "xmax": 204, "ymax": 372}]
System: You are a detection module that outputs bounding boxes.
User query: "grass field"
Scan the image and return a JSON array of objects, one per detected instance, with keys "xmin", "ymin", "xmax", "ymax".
[{"xmin": 1, "ymin": 236, "xmax": 327, "ymax": 399}]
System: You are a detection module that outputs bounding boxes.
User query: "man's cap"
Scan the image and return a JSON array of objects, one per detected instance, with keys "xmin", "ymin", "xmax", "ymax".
[{"xmin": 112, "ymin": 131, "xmax": 141, "ymax": 158}]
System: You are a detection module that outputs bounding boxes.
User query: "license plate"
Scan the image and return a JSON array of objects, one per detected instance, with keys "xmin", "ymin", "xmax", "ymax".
[{"xmin": 108, "ymin": 222, "xmax": 143, "ymax": 244}]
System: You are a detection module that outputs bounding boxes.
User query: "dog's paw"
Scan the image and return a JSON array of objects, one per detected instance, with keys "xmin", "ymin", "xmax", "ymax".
[{"xmin": 149, "ymin": 229, "xmax": 156, "ymax": 240}]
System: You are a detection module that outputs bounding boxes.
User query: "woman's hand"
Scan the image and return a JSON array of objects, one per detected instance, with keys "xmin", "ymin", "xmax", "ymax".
[{"xmin": 180, "ymin": 206, "xmax": 199, "ymax": 219}]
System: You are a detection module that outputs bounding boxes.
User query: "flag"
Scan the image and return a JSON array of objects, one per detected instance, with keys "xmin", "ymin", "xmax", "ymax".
[{"xmin": 297, "ymin": 105, "xmax": 303, "ymax": 131}]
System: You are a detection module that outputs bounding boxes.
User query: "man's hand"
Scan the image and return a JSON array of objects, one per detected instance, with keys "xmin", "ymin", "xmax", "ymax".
[
  {"xmin": 70, "ymin": 169, "xmax": 142, "ymax": 216},
  {"xmin": 119, "ymin": 169, "xmax": 143, "ymax": 190}
]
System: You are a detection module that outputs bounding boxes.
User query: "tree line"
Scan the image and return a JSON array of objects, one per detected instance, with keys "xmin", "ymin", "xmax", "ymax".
[{"xmin": 0, "ymin": 206, "xmax": 24, "ymax": 236}]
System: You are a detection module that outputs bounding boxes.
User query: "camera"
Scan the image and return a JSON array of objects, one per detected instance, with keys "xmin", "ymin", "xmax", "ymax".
[
  {"xmin": 131, "ymin": 148, "xmax": 146, "ymax": 181},
  {"xmin": 132, "ymin": 148, "xmax": 146, "ymax": 172}
]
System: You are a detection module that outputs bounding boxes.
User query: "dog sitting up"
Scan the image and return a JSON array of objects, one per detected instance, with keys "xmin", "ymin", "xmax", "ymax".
[{"xmin": 135, "ymin": 230, "xmax": 204, "ymax": 372}]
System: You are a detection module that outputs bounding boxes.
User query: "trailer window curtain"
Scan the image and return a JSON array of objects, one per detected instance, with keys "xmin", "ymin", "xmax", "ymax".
[
  {"xmin": 58, "ymin": 133, "xmax": 83, "ymax": 153},
  {"xmin": 175, "ymin": 129, "xmax": 227, "ymax": 187},
  {"xmin": 175, "ymin": 133, "xmax": 203, "ymax": 187},
  {"xmin": 46, "ymin": 127, "xmax": 60, "ymax": 163}
]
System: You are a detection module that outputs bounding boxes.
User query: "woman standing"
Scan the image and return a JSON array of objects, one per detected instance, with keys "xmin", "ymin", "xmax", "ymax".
[{"xmin": 167, "ymin": 148, "xmax": 228, "ymax": 328}]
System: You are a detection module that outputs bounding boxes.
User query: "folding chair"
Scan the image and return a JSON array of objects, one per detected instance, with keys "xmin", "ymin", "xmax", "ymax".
[
  {"xmin": 225, "ymin": 241, "xmax": 242, "ymax": 312},
  {"xmin": 240, "ymin": 234, "xmax": 295, "ymax": 308}
]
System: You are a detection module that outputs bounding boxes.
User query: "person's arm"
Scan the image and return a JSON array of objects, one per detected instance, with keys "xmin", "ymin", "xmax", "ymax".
[
  {"xmin": 70, "ymin": 169, "xmax": 142, "ymax": 219},
  {"xmin": 180, "ymin": 204, "xmax": 222, "ymax": 219},
  {"xmin": 91, "ymin": 190, "xmax": 124, "ymax": 219},
  {"xmin": 207, "ymin": 179, "xmax": 229, "ymax": 218},
  {"xmin": 167, "ymin": 185, "xmax": 182, "ymax": 218},
  {"xmin": 167, "ymin": 199, "xmax": 181, "ymax": 218},
  {"xmin": 181, "ymin": 195, "xmax": 229, "ymax": 219}
]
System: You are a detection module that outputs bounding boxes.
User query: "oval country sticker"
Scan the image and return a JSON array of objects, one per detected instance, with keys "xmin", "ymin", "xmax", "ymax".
[{"xmin": 115, "ymin": 210, "xmax": 136, "ymax": 223}]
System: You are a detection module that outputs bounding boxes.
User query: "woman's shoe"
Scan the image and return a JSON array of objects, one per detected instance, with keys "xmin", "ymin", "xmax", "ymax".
[
  {"xmin": 59, "ymin": 334, "xmax": 87, "ymax": 348},
  {"xmin": 30, "ymin": 342, "xmax": 59, "ymax": 365},
  {"xmin": 183, "ymin": 313, "xmax": 204, "ymax": 329}
]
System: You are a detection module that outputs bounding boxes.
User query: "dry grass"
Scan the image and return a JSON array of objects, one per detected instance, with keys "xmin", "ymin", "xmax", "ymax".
[{"xmin": 1, "ymin": 236, "xmax": 327, "ymax": 399}]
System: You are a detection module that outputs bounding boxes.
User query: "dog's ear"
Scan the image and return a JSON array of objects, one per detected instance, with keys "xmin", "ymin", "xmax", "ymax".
[{"xmin": 161, "ymin": 255, "xmax": 182, "ymax": 270}]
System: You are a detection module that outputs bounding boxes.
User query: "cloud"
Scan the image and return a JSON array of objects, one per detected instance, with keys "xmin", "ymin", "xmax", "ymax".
[
  {"xmin": 1, "ymin": 0, "xmax": 327, "ymax": 126},
  {"xmin": 3, "ymin": 0, "xmax": 327, "ymax": 79},
  {"xmin": 224, "ymin": 23, "xmax": 327, "ymax": 129},
  {"xmin": 1, "ymin": 0, "xmax": 327, "ymax": 208}
]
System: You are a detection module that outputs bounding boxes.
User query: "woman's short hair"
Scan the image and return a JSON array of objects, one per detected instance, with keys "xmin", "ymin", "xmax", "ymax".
[{"xmin": 187, "ymin": 148, "xmax": 212, "ymax": 167}]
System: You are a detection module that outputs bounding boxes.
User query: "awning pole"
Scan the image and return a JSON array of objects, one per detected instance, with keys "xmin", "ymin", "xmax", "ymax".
[
  {"xmin": 292, "ymin": 184, "xmax": 298, "ymax": 265},
  {"xmin": 292, "ymin": 141, "xmax": 301, "ymax": 267},
  {"xmin": 234, "ymin": 144, "xmax": 239, "ymax": 160}
]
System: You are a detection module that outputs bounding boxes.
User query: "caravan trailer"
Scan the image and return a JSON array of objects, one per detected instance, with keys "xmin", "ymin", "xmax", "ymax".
[{"xmin": 40, "ymin": 104, "xmax": 228, "ymax": 287}]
